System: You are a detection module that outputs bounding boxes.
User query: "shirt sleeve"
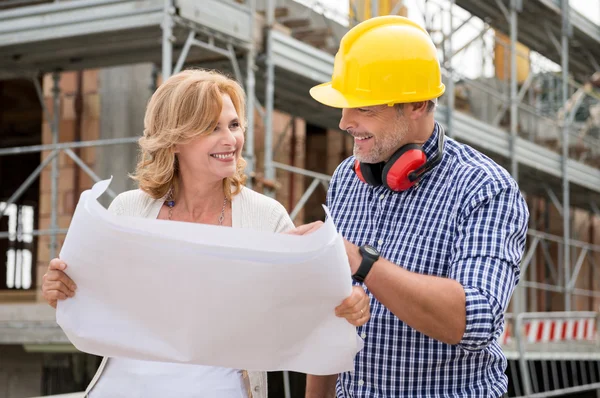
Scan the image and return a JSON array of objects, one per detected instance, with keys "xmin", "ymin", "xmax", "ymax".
[
  {"xmin": 326, "ymin": 161, "xmax": 343, "ymax": 210},
  {"xmin": 449, "ymin": 178, "xmax": 529, "ymax": 351}
]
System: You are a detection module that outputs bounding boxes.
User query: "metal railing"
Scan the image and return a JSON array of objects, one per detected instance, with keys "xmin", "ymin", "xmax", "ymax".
[
  {"xmin": 439, "ymin": 67, "xmax": 600, "ymax": 169},
  {"xmin": 0, "ymin": 72, "xmax": 136, "ymax": 262},
  {"xmin": 272, "ymin": 161, "xmax": 330, "ymax": 221},
  {"xmin": 519, "ymin": 226, "xmax": 600, "ymax": 309},
  {"xmin": 506, "ymin": 311, "xmax": 600, "ymax": 397}
]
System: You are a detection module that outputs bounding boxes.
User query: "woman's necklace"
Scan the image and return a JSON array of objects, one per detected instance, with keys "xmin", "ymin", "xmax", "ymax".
[{"xmin": 165, "ymin": 188, "xmax": 228, "ymax": 225}]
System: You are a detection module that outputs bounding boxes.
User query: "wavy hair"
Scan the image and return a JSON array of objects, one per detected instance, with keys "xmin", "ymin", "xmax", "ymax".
[{"xmin": 130, "ymin": 69, "xmax": 247, "ymax": 200}]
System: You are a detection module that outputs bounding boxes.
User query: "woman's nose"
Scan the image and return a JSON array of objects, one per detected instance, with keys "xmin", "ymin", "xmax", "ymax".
[{"xmin": 222, "ymin": 128, "xmax": 237, "ymax": 146}]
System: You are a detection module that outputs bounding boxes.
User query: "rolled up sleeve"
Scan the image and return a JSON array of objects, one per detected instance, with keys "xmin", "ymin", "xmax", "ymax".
[{"xmin": 449, "ymin": 179, "xmax": 529, "ymax": 351}]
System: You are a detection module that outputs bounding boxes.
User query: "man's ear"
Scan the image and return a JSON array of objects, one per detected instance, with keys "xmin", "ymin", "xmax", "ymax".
[{"xmin": 408, "ymin": 101, "xmax": 428, "ymax": 120}]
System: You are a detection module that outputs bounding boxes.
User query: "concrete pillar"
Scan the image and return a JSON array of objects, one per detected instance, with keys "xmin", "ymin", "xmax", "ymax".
[{"xmin": 96, "ymin": 63, "xmax": 154, "ymax": 205}]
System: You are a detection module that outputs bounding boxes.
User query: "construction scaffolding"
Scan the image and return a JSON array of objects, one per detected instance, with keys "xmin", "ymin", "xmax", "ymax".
[{"xmin": 1, "ymin": 0, "xmax": 600, "ymax": 397}]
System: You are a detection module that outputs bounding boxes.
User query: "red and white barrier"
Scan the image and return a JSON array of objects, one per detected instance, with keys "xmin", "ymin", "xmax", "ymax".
[
  {"xmin": 498, "ymin": 318, "xmax": 597, "ymax": 345},
  {"xmin": 523, "ymin": 319, "xmax": 597, "ymax": 343},
  {"xmin": 499, "ymin": 323, "xmax": 512, "ymax": 345}
]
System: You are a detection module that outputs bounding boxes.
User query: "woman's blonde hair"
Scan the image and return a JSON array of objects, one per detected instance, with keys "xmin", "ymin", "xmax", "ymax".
[{"xmin": 131, "ymin": 69, "xmax": 247, "ymax": 200}]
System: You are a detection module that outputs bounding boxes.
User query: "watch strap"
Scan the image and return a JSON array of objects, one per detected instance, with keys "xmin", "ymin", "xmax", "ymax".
[{"xmin": 352, "ymin": 247, "xmax": 378, "ymax": 282}]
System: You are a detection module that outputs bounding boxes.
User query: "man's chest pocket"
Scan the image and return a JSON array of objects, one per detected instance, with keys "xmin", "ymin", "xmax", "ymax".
[{"xmin": 389, "ymin": 233, "xmax": 451, "ymax": 277}]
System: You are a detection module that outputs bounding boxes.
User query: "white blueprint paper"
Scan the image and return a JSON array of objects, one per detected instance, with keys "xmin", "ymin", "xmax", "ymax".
[{"xmin": 56, "ymin": 178, "xmax": 362, "ymax": 375}]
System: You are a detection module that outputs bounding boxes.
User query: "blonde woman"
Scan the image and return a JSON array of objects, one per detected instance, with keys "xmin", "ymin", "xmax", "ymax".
[{"xmin": 41, "ymin": 69, "xmax": 370, "ymax": 398}]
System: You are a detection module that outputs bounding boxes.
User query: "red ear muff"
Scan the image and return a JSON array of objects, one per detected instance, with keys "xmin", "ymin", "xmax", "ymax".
[
  {"xmin": 353, "ymin": 161, "xmax": 367, "ymax": 184},
  {"xmin": 354, "ymin": 160, "xmax": 383, "ymax": 186},
  {"xmin": 382, "ymin": 144, "xmax": 427, "ymax": 191}
]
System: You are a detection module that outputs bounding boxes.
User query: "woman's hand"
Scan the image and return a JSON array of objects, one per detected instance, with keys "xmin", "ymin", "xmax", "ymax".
[
  {"xmin": 335, "ymin": 285, "xmax": 370, "ymax": 327},
  {"xmin": 42, "ymin": 258, "xmax": 77, "ymax": 309}
]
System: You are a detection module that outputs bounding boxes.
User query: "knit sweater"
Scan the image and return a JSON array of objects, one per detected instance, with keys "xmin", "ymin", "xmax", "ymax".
[{"xmin": 85, "ymin": 186, "xmax": 295, "ymax": 398}]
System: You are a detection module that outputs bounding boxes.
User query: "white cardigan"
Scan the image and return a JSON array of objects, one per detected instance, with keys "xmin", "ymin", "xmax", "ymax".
[{"xmin": 85, "ymin": 186, "xmax": 295, "ymax": 398}]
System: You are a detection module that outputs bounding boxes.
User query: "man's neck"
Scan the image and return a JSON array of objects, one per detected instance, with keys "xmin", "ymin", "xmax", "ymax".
[{"xmin": 411, "ymin": 118, "xmax": 436, "ymax": 146}]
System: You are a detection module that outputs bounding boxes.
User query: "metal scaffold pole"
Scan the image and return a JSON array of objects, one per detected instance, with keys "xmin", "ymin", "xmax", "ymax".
[
  {"xmin": 507, "ymin": 2, "xmax": 529, "ymax": 390},
  {"xmin": 50, "ymin": 72, "xmax": 60, "ymax": 260},
  {"xmin": 264, "ymin": 0, "xmax": 276, "ymax": 197},
  {"xmin": 245, "ymin": 0, "xmax": 256, "ymax": 188},
  {"xmin": 561, "ymin": 0, "xmax": 571, "ymax": 311},
  {"xmin": 371, "ymin": 0, "xmax": 378, "ymax": 18},
  {"xmin": 508, "ymin": 0, "xmax": 526, "ymax": 317},
  {"xmin": 162, "ymin": 0, "xmax": 174, "ymax": 80},
  {"xmin": 509, "ymin": 0, "xmax": 519, "ymax": 182},
  {"xmin": 446, "ymin": 0, "xmax": 455, "ymax": 138},
  {"xmin": 263, "ymin": 5, "xmax": 289, "ymax": 395}
]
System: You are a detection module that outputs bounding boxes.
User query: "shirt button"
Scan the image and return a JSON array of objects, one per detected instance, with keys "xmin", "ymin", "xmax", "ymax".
[
  {"xmin": 378, "ymin": 239, "xmax": 383, "ymax": 246},
  {"xmin": 379, "ymin": 194, "xmax": 385, "ymax": 200},
  {"xmin": 358, "ymin": 380, "xmax": 365, "ymax": 386},
  {"xmin": 361, "ymin": 332, "xmax": 367, "ymax": 339}
]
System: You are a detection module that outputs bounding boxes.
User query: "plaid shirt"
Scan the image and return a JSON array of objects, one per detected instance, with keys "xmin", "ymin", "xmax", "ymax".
[{"xmin": 328, "ymin": 122, "xmax": 529, "ymax": 397}]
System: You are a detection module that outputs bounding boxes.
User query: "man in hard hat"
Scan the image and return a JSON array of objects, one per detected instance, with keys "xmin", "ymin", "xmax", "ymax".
[{"xmin": 289, "ymin": 16, "xmax": 529, "ymax": 397}]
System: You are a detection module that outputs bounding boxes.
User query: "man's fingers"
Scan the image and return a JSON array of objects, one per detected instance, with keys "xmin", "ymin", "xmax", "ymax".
[
  {"xmin": 287, "ymin": 224, "xmax": 319, "ymax": 235},
  {"xmin": 335, "ymin": 287, "xmax": 364, "ymax": 314},
  {"xmin": 357, "ymin": 312, "xmax": 371, "ymax": 326},
  {"xmin": 286, "ymin": 221, "xmax": 324, "ymax": 235},
  {"xmin": 335, "ymin": 296, "xmax": 360, "ymax": 315},
  {"xmin": 336, "ymin": 286, "xmax": 370, "ymax": 327},
  {"xmin": 340, "ymin": 306, "xmax": 371, "ymax": 326},
  {"xmin": 336, "ymin": 298, "xmax": 366, "ymax": 317},
  {"xmin": 351, "ymin": 310, "xmax": 371, "ymax": 327}
]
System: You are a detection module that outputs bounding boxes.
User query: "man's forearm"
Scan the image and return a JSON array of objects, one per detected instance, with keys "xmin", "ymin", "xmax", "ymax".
[
  {"xmin": 364, "ymin": 258, "xmax": 466, "ymax": 345},
  {"xmin": 305, "ymin": 375, "xmax": 337, "ymax": 398}
]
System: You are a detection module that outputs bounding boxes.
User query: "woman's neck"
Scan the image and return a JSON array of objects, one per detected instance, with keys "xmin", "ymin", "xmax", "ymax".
[{"xmin": 173, "ymin": 173, "xmax": 227, "ymax": 222}]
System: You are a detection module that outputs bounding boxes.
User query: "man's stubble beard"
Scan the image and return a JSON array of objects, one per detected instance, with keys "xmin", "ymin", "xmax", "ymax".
[{"xmin": 353, "ymin": 116, "xmax": 410, "ymax": 164}]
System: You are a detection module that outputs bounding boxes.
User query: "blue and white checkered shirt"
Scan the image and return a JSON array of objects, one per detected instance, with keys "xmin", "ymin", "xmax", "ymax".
[{"xmin": 329, "ymin": 122, "xmax": 529, "ymax": 397}]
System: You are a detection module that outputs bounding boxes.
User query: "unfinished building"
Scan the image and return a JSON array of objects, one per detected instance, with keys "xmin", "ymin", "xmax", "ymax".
[{"xmin": 1, "ymin": 0, "xmax": 600, "ymax": 397}]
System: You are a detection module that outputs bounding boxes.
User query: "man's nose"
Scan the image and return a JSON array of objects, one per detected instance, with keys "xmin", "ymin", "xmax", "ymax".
[{"xmin": 339, "ymin": 108, "xmax": 355, "ymax": 131}]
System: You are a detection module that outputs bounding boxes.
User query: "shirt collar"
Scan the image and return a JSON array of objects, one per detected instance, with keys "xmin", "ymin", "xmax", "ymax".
[{"xmin": 420, "ymin": 121, "xmax": 442, "ymax": 160}]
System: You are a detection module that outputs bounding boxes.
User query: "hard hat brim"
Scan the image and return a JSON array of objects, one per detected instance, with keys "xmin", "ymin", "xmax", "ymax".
[
  {"xmin": 310, "ymin": 81, "xmax": 446, "ymax": 109},
  {"xmin": 309, "ymin": 82, "xmax": 355, "ymax": 108}
]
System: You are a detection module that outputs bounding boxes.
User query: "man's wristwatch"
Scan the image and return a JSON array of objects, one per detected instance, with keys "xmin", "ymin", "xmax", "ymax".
[{"xmin": 352, "ymin": 244, "xmax": 380, "ymax": 283}]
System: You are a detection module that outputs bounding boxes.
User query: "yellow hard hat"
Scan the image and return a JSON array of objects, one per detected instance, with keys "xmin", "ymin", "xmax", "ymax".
[{"xmin": 309, "ymin": 15, "xmax": 445, "ymax": 108}]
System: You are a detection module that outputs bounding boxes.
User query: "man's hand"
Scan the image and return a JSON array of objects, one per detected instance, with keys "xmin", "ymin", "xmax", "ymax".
[
  {"xmin": 285, "ymin": 221, "xmax": 324, "ymax": 235},
  {"xmin": 336, "ymin": 285, "xmax": 370, "ymax": 326}
]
